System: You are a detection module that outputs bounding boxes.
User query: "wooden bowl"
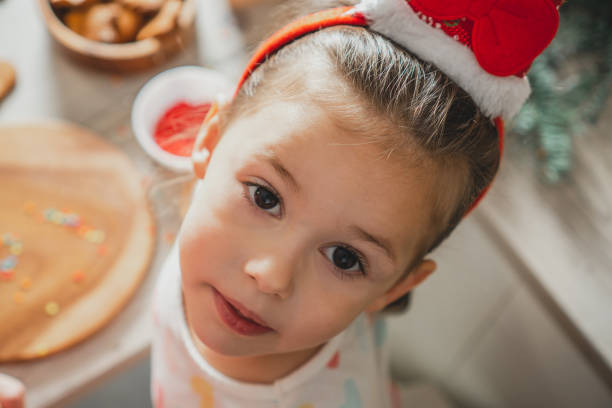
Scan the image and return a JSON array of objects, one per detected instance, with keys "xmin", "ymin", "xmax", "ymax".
[{"xmin": 38, "ymin": 0, "xmax": 196, "ymax": 72}]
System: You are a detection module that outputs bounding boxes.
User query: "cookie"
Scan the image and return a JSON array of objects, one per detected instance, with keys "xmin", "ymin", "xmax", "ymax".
[
  {"xmin": 0, "ymin": 61, "xmax": 16, "ymax": 103},
  {"xmin": 50, "ymin": 0, "xmax": 96, "ymax": 8},
  {"xmin": 136, "ymin": 0, "xmax": 181, "ymax": 41}
]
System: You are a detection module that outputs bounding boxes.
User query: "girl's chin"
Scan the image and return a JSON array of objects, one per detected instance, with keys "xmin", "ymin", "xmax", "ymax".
[{"xmin": 191, "ymin": 323, "xmax": 274, "ymax": 357}]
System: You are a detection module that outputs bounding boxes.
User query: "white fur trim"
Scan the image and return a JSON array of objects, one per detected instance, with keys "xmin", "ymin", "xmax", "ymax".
[{"xmin": 353, "ymin": 0, "xmax": 531, "ymax": 120}]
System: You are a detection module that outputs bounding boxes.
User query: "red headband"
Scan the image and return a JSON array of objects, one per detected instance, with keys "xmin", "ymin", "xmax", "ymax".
[{"xmin": 232, "ymin": 1, "xmax": 560, "ymax": 214}]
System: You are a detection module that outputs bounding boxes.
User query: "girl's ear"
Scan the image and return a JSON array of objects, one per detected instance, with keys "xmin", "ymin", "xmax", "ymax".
[
  {"xmin": 192, "ymin": 96, "xmax": 231, "ymax": 179},
  {"xmin": 366, "ymin": 259, "xmax": 436, "ymax": 314}
]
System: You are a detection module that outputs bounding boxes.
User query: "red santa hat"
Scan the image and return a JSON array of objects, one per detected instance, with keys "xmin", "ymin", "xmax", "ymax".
[{"xmin": 218, "ymin": 0, "xmax": 562, "ymax": 212}]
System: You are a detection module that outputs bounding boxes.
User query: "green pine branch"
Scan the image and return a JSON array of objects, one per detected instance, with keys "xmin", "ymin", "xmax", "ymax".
[{"xmin": 513, "ymin": 1, "xmax": 612, "ymax": 183}]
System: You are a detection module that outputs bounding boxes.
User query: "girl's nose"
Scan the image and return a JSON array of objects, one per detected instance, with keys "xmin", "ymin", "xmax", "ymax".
[{"xmin": 243, "ymin": 256, "xmax": 294, "ymax": 300}]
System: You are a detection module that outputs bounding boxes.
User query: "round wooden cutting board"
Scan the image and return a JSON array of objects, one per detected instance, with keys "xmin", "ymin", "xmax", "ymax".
[{"xmin": 0, "ymin": 122, "xmax": 155, "ymax": 362}]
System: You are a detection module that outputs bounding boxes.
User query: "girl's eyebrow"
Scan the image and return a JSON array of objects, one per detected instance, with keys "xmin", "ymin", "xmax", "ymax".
[
  {"xmin": 349, "ymin": 225, "xmax": 396, "ymax": 264},
  {"xmin": 254, "ymin": 151, "xmax": 301, "ymax": 193}
]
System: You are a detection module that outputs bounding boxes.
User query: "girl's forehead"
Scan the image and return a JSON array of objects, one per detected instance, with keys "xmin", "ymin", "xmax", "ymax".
[{"xmin": 227, "ymin": 100, "xmax": 416, "ymax": 180}]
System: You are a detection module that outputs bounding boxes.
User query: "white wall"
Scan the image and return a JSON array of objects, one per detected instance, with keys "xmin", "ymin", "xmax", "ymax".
[{"xmin": 388, "ymin": 216, "xmax": 612, "ymax": 408}]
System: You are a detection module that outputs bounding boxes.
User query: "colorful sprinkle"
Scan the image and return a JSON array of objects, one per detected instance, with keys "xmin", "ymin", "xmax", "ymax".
[
  {"xmin": 2, "ymin": 233, "xmax": 21, "ymax": 278},
  {"xmin": 1, "ymin": 254, "xmax": 17, "ymax": 269},
  {"xmin": 20, "ymin": 277, "xmax": 32, "ymax": 290},
  {"xmin": 9, "ymin": 241, "xmax": 23, "ymax": 256},
  {"xmin": 45, "ymin": 301, "xmax": 60, "ymax": 316},
  {"xmin": 72, "ymin": 270, "xmax": 85, "ymax": 283},
  {"xmin": 28, "ymin": 206, "xmax": 106, "ymax": 245},
  {"xmin": 43, "ymin": 208, "xmax": 53, "ymax": 221},
  {"xmin": 97, "ymin": 244, "xmax": 108, "ymax": 256},
  {"xmin": 1, "ymin": 269, "xmax": 15, "ymax": 281},
  {"xmin": 77, "ymin": 225, "xmax": 89, "ymax": 236},
  {"xmin": 35, "ymin": 344, "xmax": 49, "ymax": 357},
  {"xmin": 85, "ymin": 229, "xmax": 105, "ymax": 244},
  {"xmin": 13, "ymin": 291, "xmax": 25, "ymax": 304},
  {"xmin": 51, "ymin": 211, "xmax": 64, "ymax": 224},
  {"xmin": 94, "ymin": 230, "xmax": 106, "ymax": 243},
  {"xmin": 64, "ymin": 214, "xmax": 81, "ymax": 228},
  {"xmin": 2, "ymin": 233, "xmax": 16, "ymax": 245}
]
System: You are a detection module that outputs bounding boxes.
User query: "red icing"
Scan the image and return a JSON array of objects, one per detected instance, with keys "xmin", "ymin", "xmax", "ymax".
[{"xmin": 153, "ymin": 101, "xmax": 212, "ymax": 157}]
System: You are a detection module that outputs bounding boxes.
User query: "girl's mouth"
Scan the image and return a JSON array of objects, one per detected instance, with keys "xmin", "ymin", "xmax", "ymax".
[{"xmin": 212, "ymin": 287, "xmax": 273, "ymax": 336}]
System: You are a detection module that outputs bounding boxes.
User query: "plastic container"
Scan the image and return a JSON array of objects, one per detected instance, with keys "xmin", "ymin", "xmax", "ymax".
[{"xmin": 131, "ymin": 66, "xmax": 233, "ymax": 172}]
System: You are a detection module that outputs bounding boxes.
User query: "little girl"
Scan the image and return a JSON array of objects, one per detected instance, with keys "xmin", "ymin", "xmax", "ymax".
[{"xmin": 150, "ymin": 0, "xmax": 562, "ymax": 406}]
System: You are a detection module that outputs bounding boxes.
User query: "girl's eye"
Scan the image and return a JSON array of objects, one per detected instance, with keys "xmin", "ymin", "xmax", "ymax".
[
  {"xmin": 246, "ymin": 183, "xmax": 281, "ymax": 216},
  {"xmin": 323, "ymin": 246, "xmax": 367, "ymax": 278}
]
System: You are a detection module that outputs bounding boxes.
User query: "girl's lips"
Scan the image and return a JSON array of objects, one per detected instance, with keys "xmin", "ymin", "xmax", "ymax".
[{"xmin": 212, "ymin": 288, "xmax": 273, "ymax": 336}]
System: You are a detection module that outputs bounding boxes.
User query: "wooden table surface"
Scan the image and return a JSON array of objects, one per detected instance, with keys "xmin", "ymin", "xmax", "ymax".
[{"xmin": 1, "ymin": 0, "xmax": 611, "ymax": 406}]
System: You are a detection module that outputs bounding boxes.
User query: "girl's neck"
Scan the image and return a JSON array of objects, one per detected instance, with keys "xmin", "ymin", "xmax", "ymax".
[{"xmin": 189, "ymin": 327, "xmax": 324, "ymax": 384}]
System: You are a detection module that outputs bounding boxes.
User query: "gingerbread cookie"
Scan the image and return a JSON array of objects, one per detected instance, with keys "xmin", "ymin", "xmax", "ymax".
[{"xmin": 0, "ymin": 61, "xmax": 16, "ymax": 103}]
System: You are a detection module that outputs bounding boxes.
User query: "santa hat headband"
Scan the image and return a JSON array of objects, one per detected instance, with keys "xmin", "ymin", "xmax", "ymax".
[{"xmin": 231, "ymin": 0, "xmax": 562, "ymax": 212}]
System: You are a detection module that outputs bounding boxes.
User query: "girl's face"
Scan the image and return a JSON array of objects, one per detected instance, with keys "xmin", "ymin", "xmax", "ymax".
[{"xmin": 180, "ymin": 100, "xmax": 437, "ymax": 357}]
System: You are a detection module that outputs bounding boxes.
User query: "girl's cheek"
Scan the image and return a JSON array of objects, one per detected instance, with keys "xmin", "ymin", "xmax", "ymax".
[
  {"xmin": 187, "ymin": 180, "xmax": 242, "ymax": 232},
  {"xmin": 286, "ymin": 300, "xmax": 359, "ymax": 348},
  {"xmin": 180, "ymin": 183, "xmax": 248, "ymax": 278}
]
